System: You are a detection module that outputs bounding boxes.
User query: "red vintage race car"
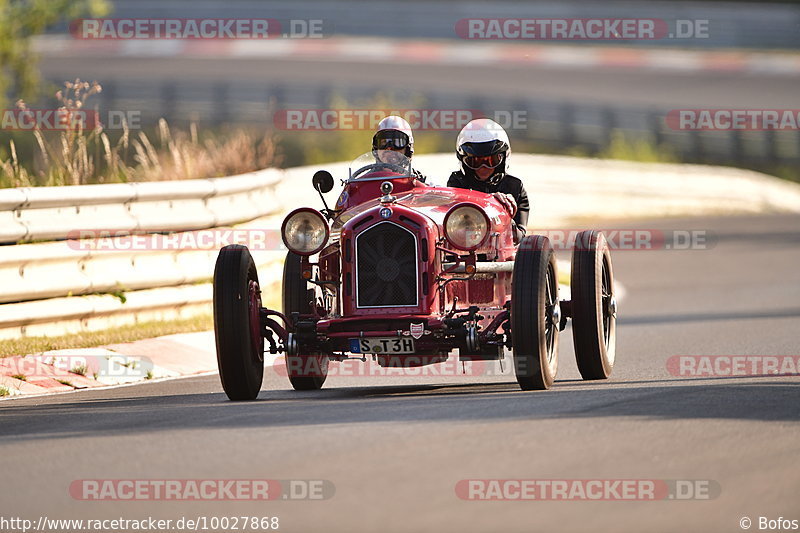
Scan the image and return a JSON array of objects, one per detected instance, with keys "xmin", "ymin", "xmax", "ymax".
[{"xmin": 213, "ymin": 151, "xmax": 617, "ymax": 400}]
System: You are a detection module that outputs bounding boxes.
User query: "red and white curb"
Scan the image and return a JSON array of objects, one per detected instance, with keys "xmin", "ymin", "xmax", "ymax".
[
  {"xmin": 32, "ymin": 35, "xmax": 800, "ymax": 76},
  {"xmin": 0, "ymin": 332, "xmax": 212, "ymax": 399},
  {"xmin": 0, "ymin": 330, "xmax": 289, "ymax": 399}
]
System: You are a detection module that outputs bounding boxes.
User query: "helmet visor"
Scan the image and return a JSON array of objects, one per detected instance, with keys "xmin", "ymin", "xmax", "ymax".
[
  {"xmin": 374, "ymin": 130, "xmax": 410, "ymax": 150},
  {"xmin": 463, "ymin": 152, "xmax": 504, "ymax": 170}
]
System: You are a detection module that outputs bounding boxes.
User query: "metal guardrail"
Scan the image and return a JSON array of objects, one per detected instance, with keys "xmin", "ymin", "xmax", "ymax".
[
  {"xmin": 0, "ymin": 169, "xmax": 284, "ymax": 244},
  {"xmin": 3, "ymin": 155, "xmax": 800, "ymax": 341},
  {"xmin": 0, "ymin": 284, "xmax": 212, "ymax": 339},
  {"xmin": 0, "ymin": 233, "xmax": 284, "ymax": 305},
  {"xmin": 0, "ymin": 167, "xmax": 292, "ymax": 339}
]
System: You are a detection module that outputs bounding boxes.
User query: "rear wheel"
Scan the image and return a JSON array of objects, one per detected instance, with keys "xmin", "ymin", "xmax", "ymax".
[
  {"xmin": 511, "ymin": 235, "xmax": 560, "ymax": 390},
  {"xmin": 213, "ymin": 245, "xmax": 264, "ymax": 400},
  {"xmin": 571, "ymin": 230, "xmax": 616, "ymax": 380},
  {"xmin": 282, "ymin": 252, "xmax": 329, "ymax": 390}
]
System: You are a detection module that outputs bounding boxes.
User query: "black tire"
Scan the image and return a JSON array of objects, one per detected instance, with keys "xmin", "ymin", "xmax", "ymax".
[
  {"xmin": 213, "ymin": 244, "xmax": 264, "ymax": 400},
  {"xmin": 282, "ymin": 252, "xmax": 329, "ymax": 391},
  {"xmin": 571, "ymin": 230, "xmax": 616, "ymax": 380},
  {"xmin": 511, "ymin": 235, "xmax": 560, "ymax": 390},
  {"xmin": 283, "ymin": 251, "xmax": 313, "ymax": 317}
]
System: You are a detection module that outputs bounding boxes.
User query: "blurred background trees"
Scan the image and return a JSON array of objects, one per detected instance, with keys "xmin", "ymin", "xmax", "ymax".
[{"xmin": 0, "ymin": 0, "xmax": 110, "ymax": 109}]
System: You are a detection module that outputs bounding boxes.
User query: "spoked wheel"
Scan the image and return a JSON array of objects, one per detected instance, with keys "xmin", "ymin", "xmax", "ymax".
[
  {"xmin": 571, "ymin": 230, "xmax": 616, "ymax": 380},
  {"xmin": 282, "ymin": 251, "xmax": 329, "ymax": 391},
  {"xmin": 213, "ymin": 245, "xmax": 264, "ymax": 400},
  {"xmin": 511, "ymin": 235, "xmax": 560, "ymax": 390}
]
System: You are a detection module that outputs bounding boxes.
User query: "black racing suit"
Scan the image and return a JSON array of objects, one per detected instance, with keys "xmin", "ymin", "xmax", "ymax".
[{"xmin": 447, "ymin": 171, "xmax": 529, "ymax": 243}]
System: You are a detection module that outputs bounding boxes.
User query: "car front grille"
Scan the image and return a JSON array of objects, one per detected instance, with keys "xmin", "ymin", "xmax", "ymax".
[{"xmin": 356, "ymin": 222, "xmax": 418, "ymax": 307}]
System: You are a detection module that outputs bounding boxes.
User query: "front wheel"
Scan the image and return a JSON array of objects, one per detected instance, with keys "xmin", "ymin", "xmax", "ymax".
[
  {"xmin": 511, "ymin": 235, "xmax": 560, "ymax": 390},
  {"xmin": 571, "ymin": 230, "xmax": 616, "ymax": 380},
  {"xmin": 213, "ymin": 245, "xmax": 264, "ymax": 400},
  {"xmin": 282, "ymin": 252, "xmax": 329, "ymax": 391}
]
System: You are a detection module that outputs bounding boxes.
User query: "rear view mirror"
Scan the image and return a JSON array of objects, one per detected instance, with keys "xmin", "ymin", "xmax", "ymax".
[{"xmin": 312, "ymin": 170, "xmax": 334, "ymax": 193}]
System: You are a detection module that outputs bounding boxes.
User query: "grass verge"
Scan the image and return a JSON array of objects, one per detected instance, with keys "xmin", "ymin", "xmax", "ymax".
[{"xmin": 0, "ymin": 314, "xmax": 213, "ymax": 358}]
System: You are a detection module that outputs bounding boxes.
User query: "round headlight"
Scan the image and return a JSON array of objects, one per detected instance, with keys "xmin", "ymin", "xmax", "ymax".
[
  {"xmin": 444, "ymin": 204, "xmax": 490, "ymax": 251},
  {"xmin": 282, "ymin": 208, "xmax": 329, "ymax": 255}
]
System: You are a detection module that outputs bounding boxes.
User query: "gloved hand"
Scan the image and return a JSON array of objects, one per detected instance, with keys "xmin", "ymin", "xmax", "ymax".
[{"xmin": 493, "ymin": 192, "xmax": 517, "ymax": 217}]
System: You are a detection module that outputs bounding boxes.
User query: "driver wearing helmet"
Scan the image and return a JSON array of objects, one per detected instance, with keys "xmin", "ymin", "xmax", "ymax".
[
  {"xmin": 447, "ymin": 118, "xmax": 529, "ymax": 244},
  {"xmin": 372, "ymin": 115, "xmax": 427, "ymax": 183}
]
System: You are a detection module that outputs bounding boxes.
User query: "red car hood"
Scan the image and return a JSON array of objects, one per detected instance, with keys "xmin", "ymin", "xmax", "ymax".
[{"xmin": 332, "ymin": 187, "xmax": 508, "ymax": 237}]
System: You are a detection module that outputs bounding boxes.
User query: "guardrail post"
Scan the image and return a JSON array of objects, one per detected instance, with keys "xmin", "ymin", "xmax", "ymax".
[
  {"xmin": 558, "ymin": 103, "xmax": 575, "ymax": 149},
  {"xmin": 649, "ymin": 109, "xmax": 663, "ymax": 147},
  {"xmin": 511, "ymin": 99, "xmax": 530, "ymax": 141},
  {"xmin": 602, "ymin": 107, "xmax": 616, "ymax": 150},
  {"xmin": 764, "ymin": 130, "xmax": 778, "ymax": 167},
  {"xmin": 268, "ymin": 84, "xmax": 285, "ymax": 109},
  {"xmin": 214, "ymin": 83, "xmax": 230, "ymax": 124},
  {"xmin": 690, "ymin": 130, "xmax": 703, "ymax": 163},
  {"xmin": 730, "ymin": 129, "xmax": 744, "ymax": 165},
  {"xmin": 162, "ymin": 82, "xmax": 177, "ymax": 123},
  {"xmin": 467, "ymin": 96, "xmax": 487, "ymax": 122},
  {"xmin": 103, "ymin": 80, "xmax": 117, "ymax": 114},
  {"xmin": 317, "ymin": 85, "xmax": 332, "ymax": 109}
]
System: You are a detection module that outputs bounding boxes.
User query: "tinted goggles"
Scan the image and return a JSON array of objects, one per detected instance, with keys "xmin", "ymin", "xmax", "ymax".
[
  {"xmin": 463, "ymin": 152, "xmax": 504, "ymax": 169},
  {"xmin": 374, "ymin": 131, "xmax": 409, "ymax": 150}
]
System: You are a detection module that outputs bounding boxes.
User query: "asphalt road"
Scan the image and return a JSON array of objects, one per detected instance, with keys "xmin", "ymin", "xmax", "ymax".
[
  {"xmin": 38, "ymin": 54, "xmax": 800, "ymax": 109},
  {"xmin": 1, "ymin": 214, "xmax": 798, "ymax": 533}
]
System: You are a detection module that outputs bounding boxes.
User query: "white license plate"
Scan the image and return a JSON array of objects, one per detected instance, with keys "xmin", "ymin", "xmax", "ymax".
[{"xmin": 349, "ymin": 337, "xmax": 415, "ymax": 354}]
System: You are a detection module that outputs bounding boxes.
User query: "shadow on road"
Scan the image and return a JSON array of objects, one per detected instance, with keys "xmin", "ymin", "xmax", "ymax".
[
  {"xmin": 619, "ymin": 307, "xmax": 800, "ymax": 326},
  {"xmin": 1, "ymin": 378, "xmax": 797, "ymax": 441}
]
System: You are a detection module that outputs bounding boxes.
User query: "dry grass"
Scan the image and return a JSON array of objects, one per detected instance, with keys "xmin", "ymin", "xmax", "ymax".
[
  {"xmin": 134, "ymin": 120, "xmax": 276, "ymax": 182},
  {"xmin": 0, "ymin": 79, "xmax": 276, "ymax": 187},
  {"xmin": 0, "ymin": 314, "xmax": 213, "ymax": 358}
]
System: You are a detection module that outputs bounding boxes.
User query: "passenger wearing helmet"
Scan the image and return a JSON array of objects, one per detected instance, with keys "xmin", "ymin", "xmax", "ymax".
[
  {"xmin": 372, "ymin": 115, "xmax": 427, "ymax": 183},
  {"xmin": 447, "ymin": 118, "xmax": 529, "ymax": 244}
]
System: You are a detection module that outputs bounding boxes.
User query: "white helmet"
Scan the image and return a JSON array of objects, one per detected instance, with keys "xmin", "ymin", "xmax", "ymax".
[
  {"xmin": 456, "ymin": 118, "xmax": 510, "ymax": 183},
  {"xmin": 373, "ymin": 115, "xmax": 414, "ymax": 157}
]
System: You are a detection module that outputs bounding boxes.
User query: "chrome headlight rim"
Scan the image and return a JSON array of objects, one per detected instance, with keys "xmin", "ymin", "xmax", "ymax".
[
  {"xmin": 443, "ymin": 203, "xmax": 491, "ymax": 251},
  {"xmin": 281, "ymin": 208, "xmax": 329, "ymax": 256}
]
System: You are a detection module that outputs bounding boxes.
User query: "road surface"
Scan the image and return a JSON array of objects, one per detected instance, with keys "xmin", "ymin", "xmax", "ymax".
[{"xmin": 1, "ymin": 214, "xmax": 798, "ymax": 533}]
